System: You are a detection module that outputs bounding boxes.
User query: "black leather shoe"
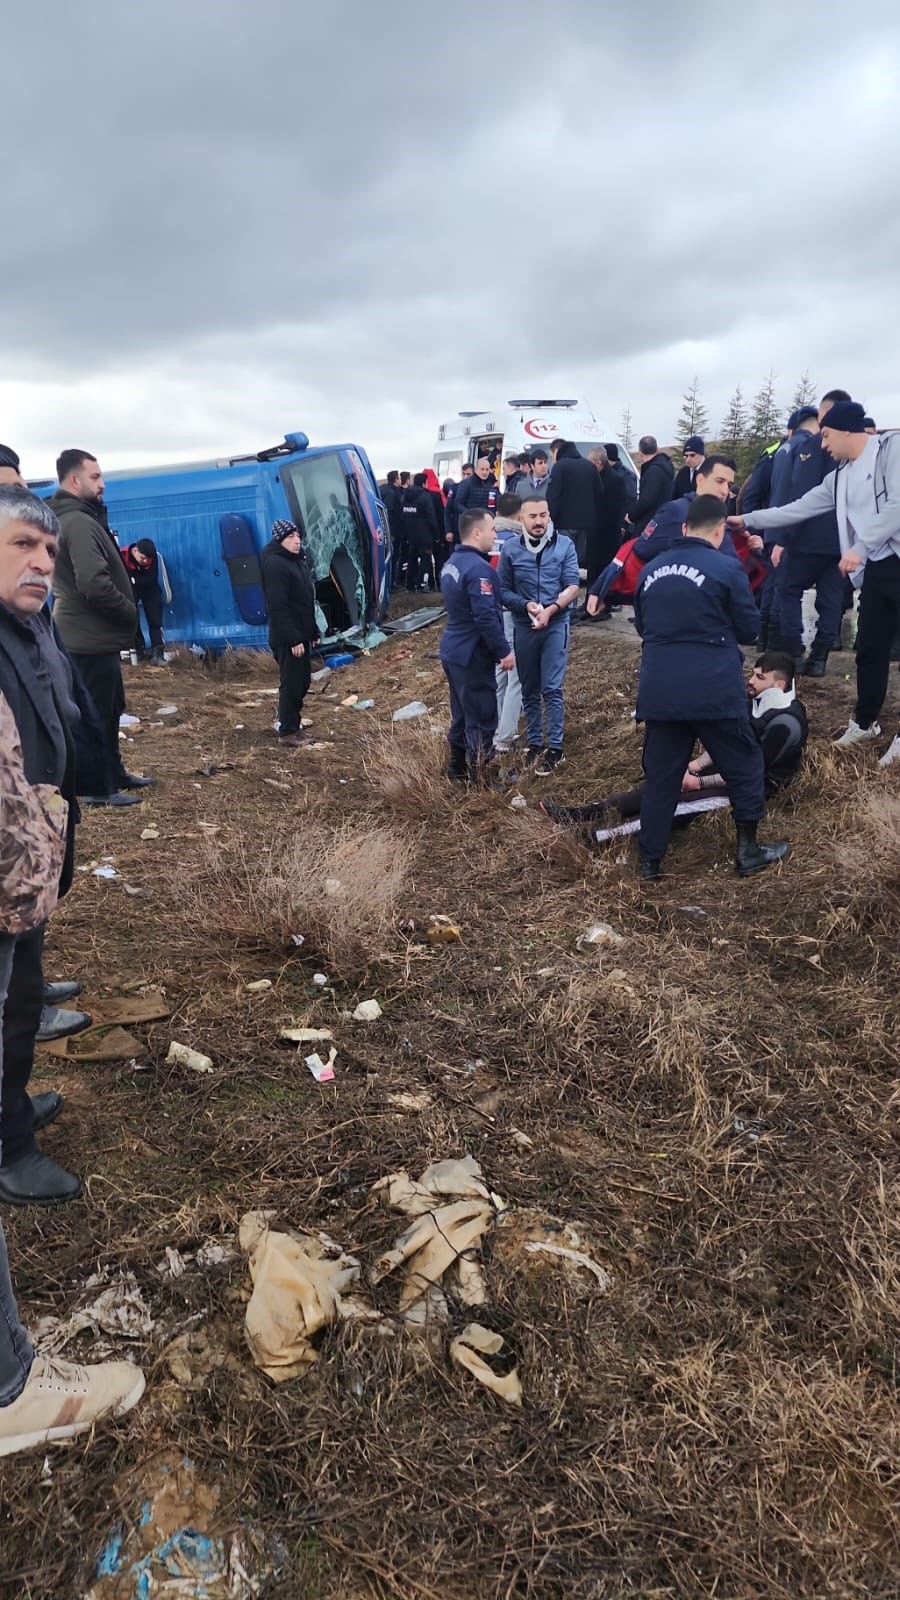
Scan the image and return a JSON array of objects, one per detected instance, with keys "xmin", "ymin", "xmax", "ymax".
[
  {"xmin": 800, "ymin": 652, "xmax": 828, "ymax": 678},
  {"xmin": 118, "ymin": 772, "xmax": 155, "ymax": 789},
  {"xmin": 36, "ymin": 1007, "xmax": 92, "ymax": 1043},
  {"xmin": 735, "ymin": 823, "xmax": 791, "ymax": 876},
  {"xmin": 31, "ymin": 1091, "xmax": 64, "ymax": 1131},
  {"xmin": 637, "ymin": 856, "xmax": 662, "ymax": 880},
  {"xmin": 80, "ymin": 791, "xmax": 143, "ymax": 807},
  {"xmin": 43, "ymin": 980, "xmax": 81, "ymax": 1005},
  {"xmin": 0, "ymin": 1150, "xmax": 82, "ymax": 1206}
]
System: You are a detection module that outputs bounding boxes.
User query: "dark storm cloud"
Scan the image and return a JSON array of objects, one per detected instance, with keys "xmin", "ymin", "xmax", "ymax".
[{"xmin": 4, "ymin": 0, "xmax": 900, "ymax": 460}]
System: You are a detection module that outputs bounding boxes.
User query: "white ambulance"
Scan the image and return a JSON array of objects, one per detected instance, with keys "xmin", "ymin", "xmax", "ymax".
[{"xmin": 431, "ymin": 398, "xmax": 638, "ymax": 489}]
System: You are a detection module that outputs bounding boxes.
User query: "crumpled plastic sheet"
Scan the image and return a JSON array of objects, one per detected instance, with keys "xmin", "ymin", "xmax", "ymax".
[{"xmin": 371, "ymin": 1157, "xmax": 502, "ymax": 1324}]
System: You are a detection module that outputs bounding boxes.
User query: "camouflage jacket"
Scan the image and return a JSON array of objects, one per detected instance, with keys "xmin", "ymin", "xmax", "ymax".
[{"xmin": 0, "ymin": 691, "xmax": 68, "ymax": 936}]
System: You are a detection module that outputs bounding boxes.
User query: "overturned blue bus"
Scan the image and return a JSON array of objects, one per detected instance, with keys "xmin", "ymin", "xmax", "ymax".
[{"xmin": 34, "ymin": 431, "xmax": 391, "ymax": 652}]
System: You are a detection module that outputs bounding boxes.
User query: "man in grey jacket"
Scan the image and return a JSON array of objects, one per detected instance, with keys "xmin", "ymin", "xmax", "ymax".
[
  {"xmin": 729, "ymin": 401, "xmax": 900, "ymax": 765},
  {"xmin": 49, "ymin": 450, "xmax": 153, "ymax": 797}
]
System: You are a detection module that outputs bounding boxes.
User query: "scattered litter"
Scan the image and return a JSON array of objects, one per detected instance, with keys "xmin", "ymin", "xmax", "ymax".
[
  {"xmin": 289, "ymin": 933, "xmax": 305, "ymax": 947},
  {"xmin": 157, "ymin": 1246, "xmax": 188, "ymax": 1279},
  {"xmin": 352, "ymin": 999, "xmax": 382, "ymax": 1022},
  {"xmin": 123, "ymin": 884, "xmax": 146, "ymax": 897},
  {"xmin": 194, "ymin": 762, "xmax": 233, "ymax": 778},
  {"xmin": 279, "ymin": 1026, "xmax": 333, "ymax": 1044},
  {"xmin": 196, "ymin": 1240, "xmax": 235, "ymax": 1269},
  {"xmin": 311, "ymin": 667, "xmax": 331, "ymax": 685},
  {"xmin": 399, "ymin": 918, "xmax": 416, "ymax": 935},
  {"xmin": 92, "ymin": 865, "xmax": 118, "ymax": 879},
  {"xmin": 510, "ymin": 794, "xmax": 528, "ymax": 810},
  {"xmin": 245, "ymin": 979, "xmax": 273, "ymax": 993},
  {"xmin": 166, "ymin": 1041, "xmax": 215, "ymax": 1074},
  {"xmin": 323, "ymin": 877, "xmax": 344, "ymax": 897},
  {"xmin": 510, "ymin": 1128, "xmax": 535, "ymax": 1150},
  {"xmin": 371, "ymin": 1157, "xmax": 500, "ymax": 1324},
  {"xmin": 239, "ymin": 1210, "xmax": 372, "ymax": 1380},
  {"xmin": 262, "ymin": 777, "xmax": 291, "ymax": 791},
  {"xmin": 35, "ymin": 1270, "xmax": 154, "ymax": 1353},
  {"xmin": 427, "ymin": 915, "xmax": 461, "ymax": 945},
  {"xmin": 323, "ymin": 652, "xmax": 354, "ymax": 669},
  {"xmin": 118, "ymin": 713, "xmax": 140, "ymax": 729},
  {"xmin": 536, "ymin": 967, "xmax": 554, "ymax": 978},
  {"xmin": 305, "ymin": 1049, "xmax": 336, "ymax": 1084},
  {"xmin": 233, "ymin": 724, "xmax": 244, "ymax": 730},
  {"xmin": 678, "ymin": 905, "xmax": 708, "ymax": 920},
  {"xmin": 387, "ymin": 1091, "xmax": 433, "ymax": 1112},
  {"xmin": 163, "ymin": 1327, "xmax": 229, "ymax": 1392},
  {"xmin": 523, "ymin": 1239, "xmax": 612, "ymax": 1290},
  {"xmin": 156, "ymin": 704, "xmax": 178, "ymax": 716},
  {"xmin": 392, "ymin": 700, "xmax": 428, "ymax": 722},
  {"xmin": 340, "ymin": 693, "xmax": 360, "ymax": 707},
  {"xmin": 44, "ymin": 1024, "xmax": 143, "ymax": 1062},
  {"xmin": 140, "ymin": 826, "xmax": 160, "ymax": 841},
  {"xmin": 86, "ymin": 1452, "xmax": 283, "ymax": 1600},
  {"xmin": 312, "ymin": 972, "xmax": 329, "ymax": 987},
  {"xmin": 450, "ymin": 1323, "xmax": 522, "ymax": 1406},
  {"xmin": 352, "ymin": 698, "xmax": 375, "ymax": 710},
  {"xmin": 576, "ymin": 921, "xmax": 625, "ymax": 950}
]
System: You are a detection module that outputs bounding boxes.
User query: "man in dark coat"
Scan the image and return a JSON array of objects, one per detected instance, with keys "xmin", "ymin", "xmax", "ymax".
[
  {"xmin": 121, "ymin": 539, "xmax": 166, "ymax": 662},
  {"xmin": 633, "ymin": 494, "xmax": 790, "ymax": 881},
  {"xmin": 547, "ymin": 440, "xmax": 604, "ymax": 570},
  {"xmin": 260, "ymin": 519, "xmax": 320, "ymax": 748},
  {"xmin": 448, "ymin": 457, "xmax": 498, "ymax": 541},
  {"xmin": 49, "ymin": 449, "xmax": 153, "ymax": 799},
  {"xmin": 0, "ymin": 488, "xmax": 83, "ymax": 1205},
  {"xmin": 400, "ymin": 474, "xmax": 440, "ymax": 591},
  {"xmin": 630, "ymin": 435, "xmax": 675, "ymax": 534},
  {"xmin": 673, "ymin": 436, "xmax": 705, "ymax": 497}
]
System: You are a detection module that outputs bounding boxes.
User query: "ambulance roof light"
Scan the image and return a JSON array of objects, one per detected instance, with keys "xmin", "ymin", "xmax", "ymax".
[{"xmin": 507, "ymin": 399, "xmax": 578, "ymax": 408}]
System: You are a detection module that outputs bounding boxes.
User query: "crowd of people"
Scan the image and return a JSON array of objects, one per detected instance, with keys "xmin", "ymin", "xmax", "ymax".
[{"xmin": 0, "ymin": 384, "xmax": 896, "ymax": 1459}]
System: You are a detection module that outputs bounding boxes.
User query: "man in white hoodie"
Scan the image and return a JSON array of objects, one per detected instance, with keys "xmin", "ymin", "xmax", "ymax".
[{"xmin": 729, "ymin": 401, "xmax": 900, "ymax": 766}]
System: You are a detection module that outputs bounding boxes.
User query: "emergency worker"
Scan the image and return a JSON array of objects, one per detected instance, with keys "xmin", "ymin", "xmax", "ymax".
[
  {"xmin": 439, "ymin": 510, "xmax": 514, "ymax": 781},
  {"xmin": 633, "ymin": 494, "xmax": 791, "ymax": 880}
]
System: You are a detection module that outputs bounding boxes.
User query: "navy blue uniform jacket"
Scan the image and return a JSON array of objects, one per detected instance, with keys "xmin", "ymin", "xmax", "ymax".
[
  {"xmin": 446, "ymin": 475, "xmax": 498, "ymax": 538},
  {"xmin": 439, "ymin": 545, "xmax": 509, "ymax": 667},
  {"xmin": 772, "ymin": 432, "xmax": 838, "ymax": 556},
  {"xmin": 634, "ymin": 536, "xmax": 760, "ymax": 721},
  {"xmin": 637, "ymin": 494, "xmax": 740, "ymax": 564}
]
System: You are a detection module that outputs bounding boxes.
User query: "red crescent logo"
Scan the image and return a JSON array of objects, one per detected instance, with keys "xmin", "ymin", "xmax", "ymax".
[{"xmin": 524, "ymin": 419, "xmax": 559, "ymax": 439}]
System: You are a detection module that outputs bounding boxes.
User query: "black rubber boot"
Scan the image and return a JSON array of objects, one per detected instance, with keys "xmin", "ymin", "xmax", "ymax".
[
  {"xmin": 447, "ymin": 745, "xmax": 468, "ymax": 783},
  {"xmin": 637, "ymin": 855, "xmax": 662, "ymax": 881},
  {"xmin": 734, "ymin": 821, "xmax": 791, "ymax": 876}
]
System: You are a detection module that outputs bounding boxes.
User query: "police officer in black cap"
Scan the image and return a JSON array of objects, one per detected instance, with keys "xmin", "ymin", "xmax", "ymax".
[
  {"xmin": 634, "ymin": 494, "xmax": 791, "ymax": 880},
  {"xmin": 439, "ymin": 508, "xmax": 515, "ymax": 782}
]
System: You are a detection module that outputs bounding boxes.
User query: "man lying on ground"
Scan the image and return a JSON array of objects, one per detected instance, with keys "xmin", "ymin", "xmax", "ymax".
[{"xmin": 540, "ymin": 653, "xmax": 807, "ymax": 844}]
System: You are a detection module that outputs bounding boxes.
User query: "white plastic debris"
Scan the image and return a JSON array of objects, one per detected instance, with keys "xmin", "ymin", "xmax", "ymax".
[
  {"xmin": 140, "ymin": 826, "xmax": 160, "ymax": 840},
  {"xmin": 392, "ymin": 700, "xmax": 428, "ymax": 722},
  {"xmin": 245, "ymin": 979, "xmax": 273, "ymax": 993},
  {"xmin": 510, "ymin": 794, "xmax": 528, "ymax": 810},
  {"xmin": 523, "ymin": 1239, "xmax": 611, "ymax": 1290},
  {"xmin": 305, "ymin": 1049, "xmax": 336, "ymax": 1083},
  {"xmin": 119, "ymin": 713, "xmax": 140, "ymax": 728},
  {"xmin": 289, "ymin": 933, "xmax": 305, "ymax": 947},
  {"xmin": 323, "ymin": 878, "xmax": 344, "ymax": 897},
  {"xmin": 312, "ymin": 973, "xmax": 329, "ymax": 987},
  {"xmin": 166, "ymin": 1041, "xmax": 215, "ymax": 1074},
  {"xmin": 92, "ymin": 865, "xmax": 118, "ymax": 879},
  {"xmin": 576, "ymin": 922, "xmax": 625, "ymax": 950},
  {"xmin": 156, "ymin": 704, "xmax": 178, "ymax": 716},
  {"xmin": 279, "ymin": 1026, "xmax": 333, "ymax": 1044},
  {"xmin": 311, "ymin": 667, "xmax": 332, "ymax": 684},
  {"xmin": 352, "ymin": 999, "xmax": 382, "ymax": 1022}
]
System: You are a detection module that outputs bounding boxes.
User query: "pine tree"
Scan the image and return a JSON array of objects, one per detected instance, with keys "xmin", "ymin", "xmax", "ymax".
[
  {"xmin": 719, "ymin": 385, "xmax": 748, "ymax": 455},
  {"xmin": 748, "ymin": 371, "xmax": 780, "ymax": 448},
  {"xmin": 791, "ymin": 371, "xmax": 816, "ymax": 410},
  {"xmin": 676, "ymin": 375, "xmax": 709, "ymax": 445},
  {"xmin": 620, "ymin": 404, "xmax": 634, "ymax": 453}
]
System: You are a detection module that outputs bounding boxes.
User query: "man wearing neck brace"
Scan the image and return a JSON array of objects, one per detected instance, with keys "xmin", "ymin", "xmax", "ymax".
[
  {"xmin": 541, "ymin": 653, "xmax": 808, "ymax": 844},
  {"xmin": 497, "ymin": 498, "xmax": 580, "ymax": 773}
]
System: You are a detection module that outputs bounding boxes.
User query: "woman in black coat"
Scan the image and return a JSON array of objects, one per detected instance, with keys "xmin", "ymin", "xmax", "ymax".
[{"xmin": 260, "ymin": 519, "xmax": 320, "ymax": 747}]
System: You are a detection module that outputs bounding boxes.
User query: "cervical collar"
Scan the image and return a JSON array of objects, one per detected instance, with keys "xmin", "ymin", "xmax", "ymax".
[
  {"xmin": 523, "ymin": 528, "xmax": 553, "ymax": 554},
  {"xmin": 752, "ymin": 684, "xmax": 795, "ymax": 718}
]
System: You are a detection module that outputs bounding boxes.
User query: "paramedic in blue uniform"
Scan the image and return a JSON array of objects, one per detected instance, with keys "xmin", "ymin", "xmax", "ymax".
[
  {"xmin": 439, "ymin": 509, "xmax": 515, "ymax": 782},
  {"xmin": 634, "ymin": 494, "xmax": 791, "ymax": 881}
]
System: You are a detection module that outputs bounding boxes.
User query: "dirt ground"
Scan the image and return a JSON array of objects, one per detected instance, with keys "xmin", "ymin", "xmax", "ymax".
[{"xmin": 2, "ymin": 607, "xmax": 898, "ymax": 1600}]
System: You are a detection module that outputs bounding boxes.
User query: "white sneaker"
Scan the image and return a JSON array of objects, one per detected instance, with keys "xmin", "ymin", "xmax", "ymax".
[
  {"xmin": 878, "ymin": 734, "xmax": 900, "ymax": 768},
  {"xmin": 835, "ymin": 720, "xmax": 881, "ymax": 748},
  {"xmin": 0, "ymin": 1353, "xmax": 145, "ymax": 1457}
]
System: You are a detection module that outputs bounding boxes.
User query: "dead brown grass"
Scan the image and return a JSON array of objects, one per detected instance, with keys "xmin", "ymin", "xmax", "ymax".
[
  {"xmin": 184, "ymin": 816, "xmax": 419, "ymax": 978},
  {"xmin": 834, "ymin": 787, "xmax": 900, "ymax": 922},
  {"xmin": 361, "ymin": 720, "xmax": 449, "ymax": 816}
]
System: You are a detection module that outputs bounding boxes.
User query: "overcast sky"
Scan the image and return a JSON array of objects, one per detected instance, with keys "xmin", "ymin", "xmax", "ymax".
[{"xmin": 4, "ymin": 0, "xmax": 900, "ymax": 479}]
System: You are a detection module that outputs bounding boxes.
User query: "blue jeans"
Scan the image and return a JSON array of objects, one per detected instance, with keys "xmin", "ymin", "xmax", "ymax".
[
  {"xmin": 513, "ymin": 619, "xmax": 571, "ymax": 749},
  {"xmin": 0, "ymin": 934, "xmax": 35, "ymax": 1406}
]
